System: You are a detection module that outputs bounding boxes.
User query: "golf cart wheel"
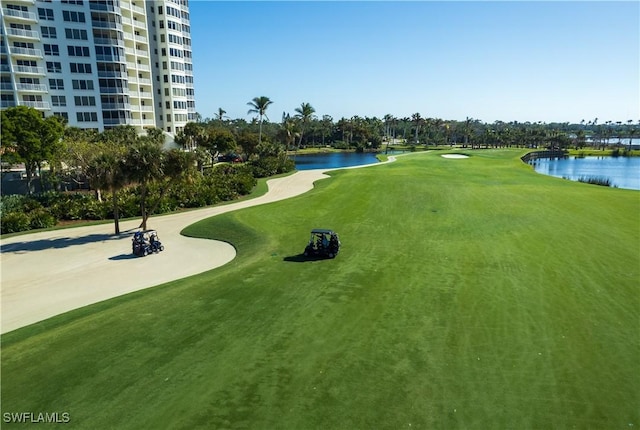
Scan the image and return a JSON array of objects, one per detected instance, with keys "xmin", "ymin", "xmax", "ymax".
[
  {"xmin": 328, "ymin": 253, "xmax": 335, "ymax": 258},
  {"xmin": 143, "ymin": 249, "xmax": 148, "ymax": 256},
  {"xmin": 159, "ymin": 245, "xmax": 164, "ymax": 251}
]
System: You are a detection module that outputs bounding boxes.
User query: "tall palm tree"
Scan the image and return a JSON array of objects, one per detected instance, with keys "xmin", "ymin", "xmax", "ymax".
[
  {"xmin": 411, "ymin": 112, "xmax": 423, "ymax": 144},
  {"xmin": 215, "ymin": 107, "xmax": 228, "ymax": 121},
  {"xmin": 87, "ymin": 150, "xmax": 127, "ymax": 234},
  {"xmin": 247, "ymin": 96, "xmax": 273, "ymax": 144},
  {"xmin": 294, "ymin": 102, "xmax": 316, "ymax": 149}
]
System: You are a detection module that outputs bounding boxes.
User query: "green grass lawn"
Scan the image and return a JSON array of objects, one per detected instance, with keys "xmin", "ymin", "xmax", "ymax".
[{"xmin": 2, "ymin": 149, "xmax": 639, "ymax": 429}]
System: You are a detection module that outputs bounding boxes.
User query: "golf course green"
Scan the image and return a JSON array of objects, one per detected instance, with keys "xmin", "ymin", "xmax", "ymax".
[{"xmin": 2, "ymin": 149, "xmax": 638, "ymax": 429}]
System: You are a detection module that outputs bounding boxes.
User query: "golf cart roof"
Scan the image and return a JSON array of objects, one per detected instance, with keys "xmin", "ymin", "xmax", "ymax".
[{"xmin": 311, "ymin": 229, "xmax": 335, "ymax": 234}]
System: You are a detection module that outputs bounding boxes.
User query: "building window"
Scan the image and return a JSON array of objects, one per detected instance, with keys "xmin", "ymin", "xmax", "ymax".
[
  {"xmin": 49, "ymin": 79, "xmax": 64, "ymax": 90},
  {"xmin": 43, "ymin": 44, "xmax": 59, "ymax": 56},
  {"xmin": 62, "ymin": 10, "xmax": 85, "ymax": 22},
  {"xmin": 74, "ymin": 96, "xmax": 96, "ymax": 106},
  {"xmin": 68, "ymin": 46, "xmax": 90, "ymax": 57},
  {"xmin": 70, "ymin": 63, "xmax": 92, "ymax": 73},
  {"xmin": 53, "ymin": 112, "xmax": 69, "ymax": 121},
  {"xmin": 51, "ymin": 96, "xmax": 67, "ymax": 107},
  {"xmin": 65, "ymin": 28, "xmax": 88, "ymax": 40},
  {"xmin": 72, "ymin": 79, "xmax": 94, "ymax": 90},
  {"xmin": 61, "ymin": 0, "xmax": 84, "ymax": 4},
  {"xmin": 46, "ymin": 61, "xmax": 62, "ymax": 73},
  {"xmin": 38, "ymin": 8, "xmax": 54, "ymax": 20},
  {"xmin": 76, "ymin": 112, "xmax": 98, "ymax": 122},
  {"xmin": 41, "ymin": 26, "xmax": 57, "ymax": 38}
]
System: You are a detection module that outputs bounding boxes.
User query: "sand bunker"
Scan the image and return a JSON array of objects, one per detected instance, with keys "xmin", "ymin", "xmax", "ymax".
[{"xmin": 441, "ymin": 154, "xmax": 469, "ymax": 159}]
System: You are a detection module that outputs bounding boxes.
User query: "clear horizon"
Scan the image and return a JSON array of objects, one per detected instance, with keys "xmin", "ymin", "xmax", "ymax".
[{"xmin": 190, "ymin": 1, "xmax": 639, "ymax": 124}]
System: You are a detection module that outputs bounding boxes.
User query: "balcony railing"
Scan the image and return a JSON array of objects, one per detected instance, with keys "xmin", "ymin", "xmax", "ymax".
[
  {"xmin": 13, "ymin": 65, "xmax": 45, "ymax": 74},
  {"xmin": 103, "ymin": 118, "xmax": 131, "ymax": 126},
  {"xmin": 1, "ymin": 83, "xmax": 14, "ymax": 91},
  {"xmin": 131, "ymin": 105, "xmax": 153, "ymax": 112},
  {"xmin": 2, "ymin": 8, "xmax": 37, "ymax": 21},
  {"xmin": 100, "ymin": 87, "xmax": 129, "ymax": 94},
  {"xmin": 101, "ymin": 102, "xmax": 131, "ymax": 110},
  {"xmin": 97, "ymin": 70, "xmax": 128, "ymax": 78},
  {"xmin": 6, "ymin": 27, "xmax": 40, "ymax": 39},
  {"xmin": 93, "ymin": 37, "xmax": 123, "ymax": 46},
  {"xmin": 130, "ymin": 119, "xmax": 155, "ymax": 126},
  {"xmin": 20, "ymin": 100, "xmax": 50, "ymax": 109},
  {"xmin": 0, "ymin": 64, "xmax": 11, "ymax": 72},
  {"xmin": 1, "ymin": 100, "xmax": 17, "ymax": 108},
  {"xmin": 16, "ymin": 83, "xmax": 47, "ymax": 92},
  {"xmin": 91, "ymin": 20, "xmax": 123, "ymax": 30},
  {"xmin": 89, "ymin": 2, "xmax": 121, "ymax": 13},
  {"xmin": 10, "ymin": 47, "xmax": 42, "ymax": 57},
  {"xmin": 95, "ymin": 54, "xmax": 126, "ymax": 62}
]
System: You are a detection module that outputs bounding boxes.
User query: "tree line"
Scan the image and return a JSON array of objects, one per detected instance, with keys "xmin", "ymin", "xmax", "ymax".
[
  {"xmin": 193, "ymin": 100, "xmax": 639, "ymax": 153},
  {"xmin": 0, "ymin": 105, "xmax": 294, "ymax": 234}
]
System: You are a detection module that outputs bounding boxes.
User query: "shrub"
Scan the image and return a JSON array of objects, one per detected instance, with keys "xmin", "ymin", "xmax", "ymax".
[
  {"xmin": 28, "ymin": 207, "xmax": 56, "ymax": 230},
  {"xmin": 1, "ymin": 212, "xmax": 31, "ymax": 234}
]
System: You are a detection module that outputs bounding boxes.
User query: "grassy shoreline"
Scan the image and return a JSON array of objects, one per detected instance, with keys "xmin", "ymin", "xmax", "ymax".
[{"xmin": 2, "ymin": 149, "xmax": 638, "ymax": 429}]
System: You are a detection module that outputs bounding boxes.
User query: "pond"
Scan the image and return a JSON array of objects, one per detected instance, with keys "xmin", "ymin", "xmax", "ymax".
[
  {"xmin": 292, "ymin": 152, "xmax": 384, "ymax": 170},
  {"xmin": 528, "ymin": 156, "xmax": 640, "ymax": 190}
]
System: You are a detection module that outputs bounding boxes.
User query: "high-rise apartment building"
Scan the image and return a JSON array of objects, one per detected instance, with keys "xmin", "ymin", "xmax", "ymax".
[{"xmin": 0, "ymin": 0, "xmax": 196, "ymax": 136}]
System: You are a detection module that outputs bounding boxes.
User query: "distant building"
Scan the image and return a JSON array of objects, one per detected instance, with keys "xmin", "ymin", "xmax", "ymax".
[{"xmin": 1, "ymin": 0, "xmax": 196, "ymax": 136}]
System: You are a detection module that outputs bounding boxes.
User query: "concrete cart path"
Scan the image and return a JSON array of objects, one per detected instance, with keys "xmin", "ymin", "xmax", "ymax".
[{"xmin": 0, "ymin": 169, "xmax": 332, "ymax": 334}]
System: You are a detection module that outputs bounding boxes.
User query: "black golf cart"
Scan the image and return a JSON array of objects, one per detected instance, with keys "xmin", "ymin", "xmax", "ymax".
[{"xmin": 303, "ymin": 229, "xmax": 341, "ymax": 259}]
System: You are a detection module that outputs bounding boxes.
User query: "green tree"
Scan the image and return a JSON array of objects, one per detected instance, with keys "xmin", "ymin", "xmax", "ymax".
[
  {"xmin": 247, "ymin": 96, "xmax": 273, "ymax": 144},
  {"xmin": 123, "ymin": 138, "xmax": 164, "ymax": 230},
  {"xmin": 294, "ymin": 102, "xmax": 316, "ymax": 149},
  {"xmin": 86, "ymin": 150, "xmax": 127, "ymax": 234},
  {"xmin": 0, "ymin": 106, "xmax": 65, "ymax": 194}
]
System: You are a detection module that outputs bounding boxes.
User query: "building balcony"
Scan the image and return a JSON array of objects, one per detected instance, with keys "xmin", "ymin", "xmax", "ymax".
[
  {"xmin": 100, "ymin": 87, "xmax": 129, "ymax": 94},
  {"xmin": 5, "ymin": 27, "xmax": 40, "ymax": 40},
  {"xmin": 10, "ymin": 46, "xmax": 42, "ymax": 58},
  {"xmin": 132, "ymin": 20, "xmax": 146, "ymax": 30},
  {"xmin": 103, "ymin": 118, "xmax": 131, "ymax": 126},
  {"xmin": 1, "ymin": 100, "xmax": 17, "ymax": 108},
  {"xmin": 1, "ymin": 83, "xmax": 14, "ymax": 91},
  {"xmin": 130, "ymin": 118, "xmax": 156, "ymax": 126},
  {"xmin": 0, "ymin": 64, "xmax": 11, "ymax": 72},
  {"xmin": 16, "ymin": 83, "xmax": 47, "ymax": 92},
  {"xmin": 97, "ymin": 70, "xmax": 127, "ymax": 79},
  {"xmin": 129, "ymin": 91, "xmax": 152, "ymax": 100},
  {"xmin": 93, "ymin": 37, "xmax": 123, "ymax": 46},
  {"xmin": 13, "ymin": 65, "xmax": 45, "ymax": 75},
  {"xmin": 131, "ymin": 104, "xmax": 153, "ymax": 112},
  {"xmin": 91, "ymin": 20, "xmax": 123, "ymax": 31},
  {"xmin": 101, "ymin": 102, "xmax": 131, "ymax": 110},
  {"xmin": 126, "ymin": 62, "xmax": 150, "ymax": 72},
  {"xmin": 130, "ymin": 4, "xmax": 146, "ymax": 16},
  {"xmin": 2, "ymin": 8, "xmax": 37, "ymax": 22},
  {"xmin": 89, "ymin": 2, "xmax": 121, "ymax": 14},
  {"xmin": 95, "ymin": 54, "xmax": 126, "ymax": 63},
  {"xmin": 133, "ymin": 35, "xmax": 147, "ymax": 43},
  {"xmin": 20, "ymin": 100, "xmax": 50, "ymax": 110}
]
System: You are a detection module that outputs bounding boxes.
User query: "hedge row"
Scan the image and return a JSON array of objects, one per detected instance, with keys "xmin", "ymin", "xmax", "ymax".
[{"xmin": 0, "ymin": 161, "xmax": 283, "ymax": 234}]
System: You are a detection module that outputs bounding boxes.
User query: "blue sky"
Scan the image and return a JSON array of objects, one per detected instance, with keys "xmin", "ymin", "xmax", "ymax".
[{"xmin": 189, "ymin": 1, "xmax": 639, "ymax": 124}]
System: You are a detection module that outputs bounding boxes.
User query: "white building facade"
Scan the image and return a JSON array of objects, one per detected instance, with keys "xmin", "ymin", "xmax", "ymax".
[{"xmin": 0, "ymin": 0, "xmax": 196, "ymax": 136}]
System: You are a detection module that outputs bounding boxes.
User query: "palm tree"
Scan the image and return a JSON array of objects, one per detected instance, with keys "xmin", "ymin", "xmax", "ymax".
[
  {"xmin": 411, "ymin": 112, "xmax": 423, "ymax": 144},
  {"xmin": 123, "ymin": 139, "xmax": 164, "ymax": 230},
  {"xmin": 87, "ymin": 151, "xmax": 127, "ymax": 234},
  {"xmin": 294, "ymin": 102, "xmax": 316, "ymax": 149},
  {"xmin": 215, "ymin": 107, "xmax": 228, "ymax": 122},
  {"xmin": 247, "ymin": 96, "xmax": 273, "ymax": 144}
]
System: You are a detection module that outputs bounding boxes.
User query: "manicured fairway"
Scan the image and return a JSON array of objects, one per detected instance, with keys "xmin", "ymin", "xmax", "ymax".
[{"xmin": 2, "ymin": 150, "xmax": 639, "ymax": 429}]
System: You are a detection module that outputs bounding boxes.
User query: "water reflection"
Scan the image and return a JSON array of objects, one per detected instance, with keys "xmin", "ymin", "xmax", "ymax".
[{"xmin": 529, "ymin": 156, "xmax": 640, "ymax": 190}]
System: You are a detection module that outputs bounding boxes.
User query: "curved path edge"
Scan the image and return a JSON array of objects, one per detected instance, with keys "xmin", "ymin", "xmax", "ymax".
[{"xmin": 1, "ymin": 155, "xmax": 406, "ymax": 334}]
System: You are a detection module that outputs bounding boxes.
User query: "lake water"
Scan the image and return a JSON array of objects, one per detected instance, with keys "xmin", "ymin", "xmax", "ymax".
[
  {"xmin": 528, "ymin": 156, "xmax": 640, "ymax": 190},
  {"xmin": 293, "ymin": 152, "xmax": 382, "ymax": 170}
]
